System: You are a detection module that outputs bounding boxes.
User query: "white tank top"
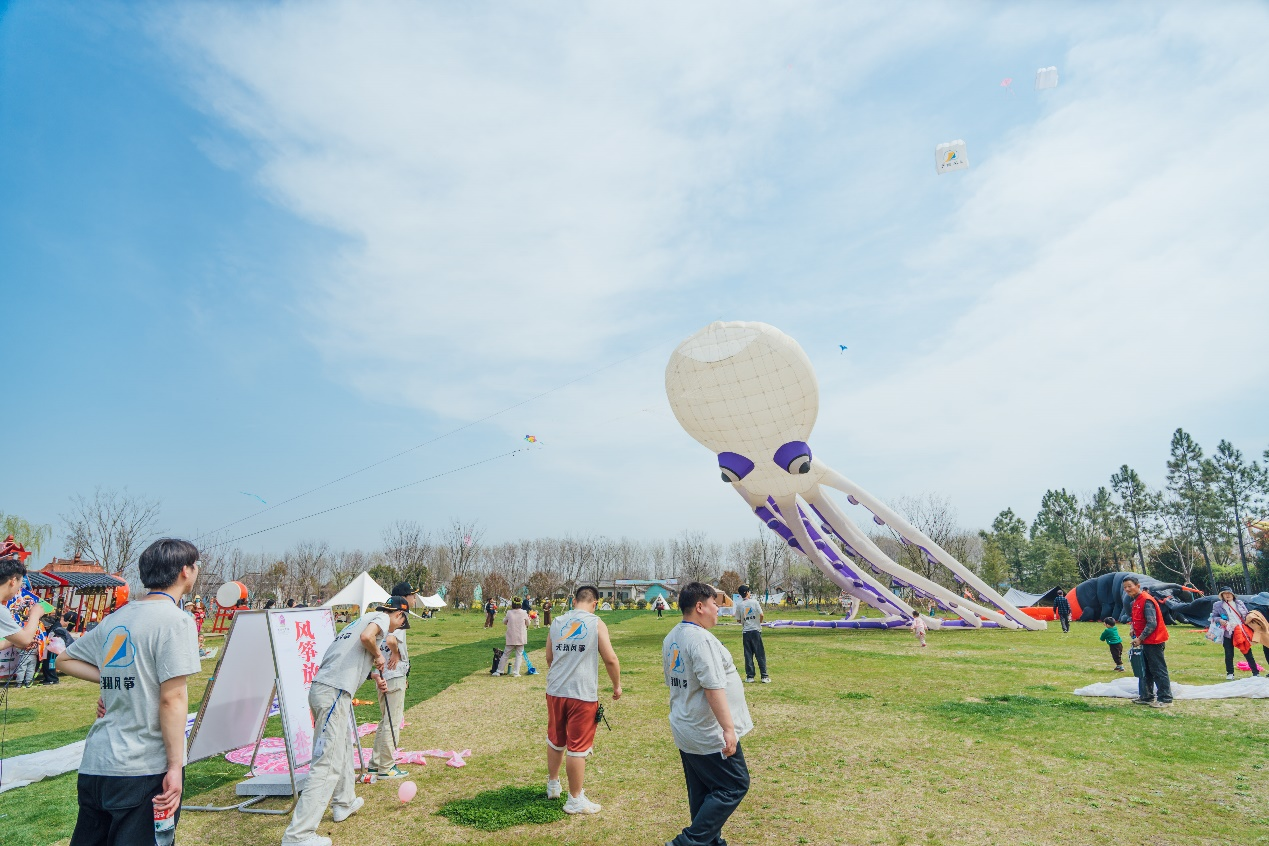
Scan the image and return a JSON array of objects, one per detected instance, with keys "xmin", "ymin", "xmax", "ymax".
[{"xmin": 545, "ymin": 610, "xmax": 600, "ymax": 702}]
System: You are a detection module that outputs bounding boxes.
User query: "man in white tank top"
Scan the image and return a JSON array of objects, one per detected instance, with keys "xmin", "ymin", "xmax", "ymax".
[{"xmin": 544, "ymin": 585, "xmax": 622, "ymax": 815}]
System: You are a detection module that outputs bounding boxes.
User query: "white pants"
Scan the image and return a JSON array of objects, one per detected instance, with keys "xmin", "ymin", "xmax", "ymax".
[
  {"xmin": 497, "ymin": 644, "xmax": 525, "ymax": 675},
  {"xmin": 282, "ymin": 682, "xmax": 357, "ymax": 843},
  {"xmin": 370, "ymin": 676, "xmax": 408, "ymax": 772}
]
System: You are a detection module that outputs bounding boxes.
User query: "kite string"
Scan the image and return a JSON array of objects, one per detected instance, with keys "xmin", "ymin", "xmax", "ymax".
[
  {"xmin": 206, "ymin": 448, "xmax": 526, "ymax": 549},
  {"xmin": 196, "ymin": 336, "xmax": 669, "ymax": 541}
]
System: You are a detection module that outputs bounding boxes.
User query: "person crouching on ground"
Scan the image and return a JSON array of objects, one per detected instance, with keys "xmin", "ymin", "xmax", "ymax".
[
  {"xmin": 1100, "ymin": 617, "xmax": 1124, "ymax": 672},
  {"xmin": 1124, "ymin": 575, "xmax": 1172, "ymax": 708},
  {"xmin": 1211, "ymin": 586, "xmax": 1260, "ymax": 680},
  {"xmin": 56, "ymin": 539, "xmax": 202, "ymax": 846},
  {"xmin": 281, "ymin": 597, "xmax": 409, "ymax": 846},
  {"xmin": 662, "ymin": 583, "xmax": 753, "ymax": 846},
  {"xmin": 545, "ymin": 585, "xmax": 622, "ymax": 814}
]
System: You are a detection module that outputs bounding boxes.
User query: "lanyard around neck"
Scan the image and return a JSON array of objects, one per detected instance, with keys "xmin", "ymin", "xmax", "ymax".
[{"xmin": 146, "ymin": 591, "xmax": 179, "ymax": 605}]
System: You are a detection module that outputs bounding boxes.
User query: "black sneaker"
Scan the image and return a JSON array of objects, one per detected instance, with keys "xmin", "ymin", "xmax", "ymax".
[{"xmin": 1130, "ymin": 697, "xmax": 1154, "ymax": 705}]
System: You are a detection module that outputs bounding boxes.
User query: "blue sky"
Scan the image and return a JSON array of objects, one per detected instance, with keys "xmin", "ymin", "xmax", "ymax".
[{"xmin": 4, "ymin": 1, "xmax": 1267, "ymax": 558}]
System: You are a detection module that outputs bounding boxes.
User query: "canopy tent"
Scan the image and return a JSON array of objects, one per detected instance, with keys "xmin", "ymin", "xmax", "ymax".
[
  {"xmin": 419, "ymin": 594, "xmax": 446, "ymax": 609},
  {"xmin": 321, "ymin": 571, "xmax": 389, "ymax": 617},
  {"xmin": 1002, "ymin": 586, "xmax": 1062, "ymax": 608}
]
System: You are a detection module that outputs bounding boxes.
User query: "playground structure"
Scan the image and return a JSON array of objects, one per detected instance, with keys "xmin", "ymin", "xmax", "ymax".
[{"xmin": 665, "ymin": 322, "xmax": 1042, "ymax": 632}]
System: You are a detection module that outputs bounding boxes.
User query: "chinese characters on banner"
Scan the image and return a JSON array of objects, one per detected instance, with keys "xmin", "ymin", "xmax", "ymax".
[{"xmin": 270, "ymin": 609, "xmax": 337, "ymax": 767}]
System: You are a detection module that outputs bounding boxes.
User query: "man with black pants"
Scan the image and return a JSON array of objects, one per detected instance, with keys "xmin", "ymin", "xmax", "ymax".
[
  {"xmin": 57, "ymin": 539, "xmax": 202, "ymax": 846},
  {"xmin": 1053, "ymin": 589, "xmax": 1071, "ymax": 633},
  {"xmin": 736, "ymin": 585, "xmax": 769, "ymax": 684},
  {"xmin": 1125, "ymin": 575, "xmax": 1172, "ymax": 708},
  {"xmin": 662, "ymin": 583, "xmax": 752, "ymax": 846}
]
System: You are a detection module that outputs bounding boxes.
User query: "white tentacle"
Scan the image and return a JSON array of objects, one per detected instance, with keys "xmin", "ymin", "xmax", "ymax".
[
  {"xmin": 807, "ymin": 486, "xmax": 1017, "ymax": 629},
  {"xmin": 818, "ymin": 467, "xmax": 1045, "ymax": 631}
]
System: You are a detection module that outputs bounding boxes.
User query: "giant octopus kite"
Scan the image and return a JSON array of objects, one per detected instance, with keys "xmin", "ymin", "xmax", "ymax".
[{"xmin": 666, "ymin": 321, "xmax": 1043, "ymax": 631}]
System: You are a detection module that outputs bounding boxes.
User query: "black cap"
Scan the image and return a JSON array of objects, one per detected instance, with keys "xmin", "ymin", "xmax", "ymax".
[
  {"xmin": 738, "ymin": 584, "xmax": 751, "ymax": 596},
  {"xmin": 390, "ymin": 581, "xmax": 417, "ymax": 598},
  {"xmin": 378, "ymin": 596, "xmax": 411, "ymax": 628}
]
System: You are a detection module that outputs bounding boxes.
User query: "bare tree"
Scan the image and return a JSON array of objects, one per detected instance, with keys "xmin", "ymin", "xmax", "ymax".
[
  {"xmin": 381, "ymin": 520, "xmax": 432, "ymax": 590},
  {"xmin": 672, "ymin": 530, "xmax": 721, "ymax": 584},
  {"xmin": 448, "ymin": 573, "xmax": 475, "ymax": 608},
  {"xmin": 61, "ymin": 487, "xmax": 162, "ymax": 583},
  {"xmin": 440, "ymin": 519, "xmax": 484, "ymax": 579},
  {"xmin": 528, "ymin": 569, "xmax": 560, "ymax": 603},
  {"xmin": 283, "ymin": 540, "xmax": 333, "ymax": 601},
  {"xmin": 482, "ymin": 571, "xmax": 512, "ymax": 605},
  {"xmin": 717, "ymin": 569, "xmax": 742, "ymax": 596}
]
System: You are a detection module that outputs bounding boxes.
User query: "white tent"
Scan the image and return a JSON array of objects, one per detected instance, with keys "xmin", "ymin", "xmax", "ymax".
[
  {"xmin": 419, "ymin": 594, "xmax": 446, "ymax": 609},
  {"xmin": 321, "ymin": 572, "xmax": 389, "ymax": 617}
]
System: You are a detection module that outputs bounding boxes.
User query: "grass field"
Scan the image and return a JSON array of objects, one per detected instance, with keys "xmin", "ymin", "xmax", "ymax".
[{"xmin": 2, "ymin": 609, "xmax": 1267, "ymax": 846}]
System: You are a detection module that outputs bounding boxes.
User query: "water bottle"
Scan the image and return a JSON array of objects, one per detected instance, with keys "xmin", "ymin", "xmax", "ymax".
[{"xmin": 154, "ymin": 805, "xmax": 175, "ymax": 846}]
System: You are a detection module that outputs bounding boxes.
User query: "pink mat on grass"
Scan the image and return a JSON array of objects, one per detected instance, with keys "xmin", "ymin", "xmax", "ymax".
[{"xmin": 224, "ymin": 723, "xmax": 471, "ymax": 773}]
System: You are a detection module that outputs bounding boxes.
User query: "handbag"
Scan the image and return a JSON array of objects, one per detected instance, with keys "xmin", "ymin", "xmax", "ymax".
[
  {"xmin": 1228, "ymin": 604, "xmax": 1254, "ymax": 653},
  {"xmin": 1205, "ymin": 620, "xmax": 1225, "ymax": 644}
]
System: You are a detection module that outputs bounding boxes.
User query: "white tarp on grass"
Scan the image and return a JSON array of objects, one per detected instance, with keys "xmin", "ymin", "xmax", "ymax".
[{"xmin": 1074, "ymin": 675, "xmax": 1269, "ymax": 699}]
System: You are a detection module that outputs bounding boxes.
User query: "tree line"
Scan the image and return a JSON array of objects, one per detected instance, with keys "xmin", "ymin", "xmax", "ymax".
[{"xmin": 979, "ymin": 429, "xmax": 1269, "ymax": 596}]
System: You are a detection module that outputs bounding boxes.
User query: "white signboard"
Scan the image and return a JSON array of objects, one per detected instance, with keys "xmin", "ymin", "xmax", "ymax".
[{"xmin": 269, "ymin": 608, "xmax": 337, "ymax": 767}]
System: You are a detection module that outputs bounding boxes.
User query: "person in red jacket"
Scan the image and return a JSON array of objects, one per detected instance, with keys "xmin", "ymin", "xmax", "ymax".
[{"xmin": 1124, "ymin": 576, "xmax": 1172, "ymax": 708}]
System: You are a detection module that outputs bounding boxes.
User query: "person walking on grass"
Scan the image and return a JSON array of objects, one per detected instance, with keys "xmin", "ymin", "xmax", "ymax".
[
  {"xmin": 1100, "ymin": 617, "xmax": 1125, "ymax": 672},
  {"xmin": 1053, "ymin": 588, "xmax": 1072, "ymax": 633},
  {"xmin": 56, "ymin": 539, "xmax": 202, "ymax": 846},
  {"xmin": 1124, "ymin": 575, "xmax": 1172, "ymax": 708},
  {"xmin": 736, "ymin": 586, "xmax": 770, "ymax": 683},
  {"xmin": 911, "ymin": 613, "xmax": 928, "ymax": 648},
  {"xmin": 545, "ymin": 585, "xmax": 622, "ymax": 814},
  {"xmin": 494, "ymin": 598, "xmax": 530, "ymax": 676},
  {"xmin": 280, "ymin": 597, "xmax": 409, "ymax": 846},
  {"xmin": 1100, "ymin": 617, "xmax": 1124, "ymax": 672},
  {"xmin": 662, "ymin": 583, "xmax": 752, "ymax": 846},
  {"xmin": 484, "ymin": 597, "xmax": 497, "ymax": 628},
  {"xmin": 1211, "ymin": 587, "xmax": 1260, "ymax": 680},
  {"xmin": 654, "ymin": 594, "xmax": 668, "ymax": 618}
]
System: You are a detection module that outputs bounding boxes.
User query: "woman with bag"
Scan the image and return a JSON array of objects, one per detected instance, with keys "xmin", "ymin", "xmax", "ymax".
[{"xmin": 1211, "ymin": 587, "xmax": 1260, "ymax": 680}]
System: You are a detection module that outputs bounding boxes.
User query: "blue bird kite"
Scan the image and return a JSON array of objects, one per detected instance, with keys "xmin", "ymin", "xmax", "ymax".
[
  {"xmin": 839, "ymin": 345, "xmax": 848, "ymax": 353},
  {"xmin": 239, "ymin": 492, "xmax": 267, "ymax": 505}
]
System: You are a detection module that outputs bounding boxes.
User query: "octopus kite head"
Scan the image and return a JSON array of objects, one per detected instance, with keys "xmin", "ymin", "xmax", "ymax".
[{"xmin": 665, "ymin": 321, "xmax": 822, "ymax": 497}]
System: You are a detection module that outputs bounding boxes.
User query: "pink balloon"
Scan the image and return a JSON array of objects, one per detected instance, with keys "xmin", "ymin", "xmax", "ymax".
[{"xmin": 398, "ymin": 780, "xmax": 417, "ymax": 803}]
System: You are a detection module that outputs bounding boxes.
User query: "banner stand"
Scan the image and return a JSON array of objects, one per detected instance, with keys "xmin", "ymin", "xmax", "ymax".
[{"xmin": 183, "ymin": 609, "xmax": 354, "ymax": 816}]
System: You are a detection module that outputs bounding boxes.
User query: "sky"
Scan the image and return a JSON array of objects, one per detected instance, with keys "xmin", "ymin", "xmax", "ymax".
[{"xmin": 4, "ymin": 1, "xmax": 1267, "ymax": 561}]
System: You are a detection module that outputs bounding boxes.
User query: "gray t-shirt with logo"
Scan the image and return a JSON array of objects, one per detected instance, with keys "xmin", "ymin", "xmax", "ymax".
[
  {"xmin": 662, "ymin": 621, "xmax": 753, "ymax": 756},
  {"xmin": 65, "ymin": 599, "xmax": 200, "ymax": 776},
  {"xmin": 316, "ymin": 612, "xmax": 389, "ymax": 694},
  {"xmin": 0, "ymin": 603, "xmax": 21, "ymax": 643},
  {"xmin": 738, "ymin": 598, "xmax": 763, "ymax": 632},
  {"xmin": 546, "ymin": 610, "xmax": 600, "ymax": 702},
  {"xmin": 381, "ymin": 628, "xmax": 409, "ymax": 681}
]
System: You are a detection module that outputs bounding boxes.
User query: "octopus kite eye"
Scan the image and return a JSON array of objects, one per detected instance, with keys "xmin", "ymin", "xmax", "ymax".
[
  {"xmin": 773, "ymin": 441, "xmax": 813, "ymax": 475},
  {"xmin": 717, "ymin": 452, "xmax": 755, "ymax": 483}
]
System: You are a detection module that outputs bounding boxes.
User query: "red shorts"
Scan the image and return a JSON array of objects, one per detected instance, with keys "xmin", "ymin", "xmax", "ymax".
[{"xmin": 546, "ymin": 694, "xmax": 598, "ymax": 757}]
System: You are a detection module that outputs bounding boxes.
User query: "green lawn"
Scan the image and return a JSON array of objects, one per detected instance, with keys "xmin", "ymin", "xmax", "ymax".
[{"xmin": 2, "ymin": 609, "xmax": 1266, "ymax": 846}]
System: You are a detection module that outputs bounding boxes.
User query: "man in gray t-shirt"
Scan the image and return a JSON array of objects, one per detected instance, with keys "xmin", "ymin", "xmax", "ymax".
[
  {"xmin": 736, "ymin": 585, "xmax": 769, "ymax": 684},
  {"xmin": 283, "ymin": 597, "xmax": 409, "ymax": 846},
  {"xmin": 662, "ymin": 582, "xmax": 752, "ymax": 846},
  {"xmin": 57, "ymin": 539, "xmax": 203, "ymax": 846}
]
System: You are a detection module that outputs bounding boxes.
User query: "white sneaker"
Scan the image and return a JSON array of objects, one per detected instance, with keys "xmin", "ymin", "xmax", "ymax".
[
  {"xmin": 744, "ymin": 678, "xmax": 754, "ymax": 684},
  {"xmin": 563, "ymin": 792, "xmax": 602, "ymax": 814},
  {"xmin": 491, "ymin": 671, "xmax": 503, "ymax": 676},
  {"xmin": 1227, "ymin": 673, "xmax": 1235, "ymax": 680},
  {"xmin": 761, "ymin": 676, "xmax": 772, "ymax": 683},
  {"xmin": 332, "ymin": 795, "xmax": 364, "ymax": 823},
  {"xmin": 511, "ymin": 673, "xmax": 521, "ymax": 677},
  {"xmin": 283, "ymin": 837, "xmax": 331, "ymax": 846},
  {"xmin": 546, "ymin": 779, "xmax": 562, "ymax": 799}
]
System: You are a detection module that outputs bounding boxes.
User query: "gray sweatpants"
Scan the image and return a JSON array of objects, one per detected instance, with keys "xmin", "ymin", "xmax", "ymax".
[
  {"xmin": 282, "ymin": 682, "xmax": 358, "ymax": 843},
  {"xmin": 497, "ymin": 644, "xmax": 525, "ymax": 675},
  {"xmin": 16, "ymin": 648, "xmax": 38, "ymax": 686},
  {"xmin": 370, "ymin": 676, "xmax": 408, "ymax": 772}
]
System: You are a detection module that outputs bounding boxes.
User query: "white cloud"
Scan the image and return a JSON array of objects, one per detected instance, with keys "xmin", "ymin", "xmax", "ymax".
[{"xmin": 149, "ymin": 2, "xmax": 1269, "ymax": 541}]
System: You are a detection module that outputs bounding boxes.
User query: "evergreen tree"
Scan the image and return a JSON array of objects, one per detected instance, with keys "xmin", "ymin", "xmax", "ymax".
[
  {"xmin": 1110, "ymin": 465, "xmax": 1155, "ymax": 572},
  {"xmin": 1032, "ymin": 489, "xmax": 1080, "ymax": 552},
  {"xmin": 1210, "ymin": 440, "xmax": 1268, "ymax": 591},
  {"xmin": 1166, "ymin": 428, "xmax": 1220, "ymax": 593},
  {"xmin": 987, "ymin": 509, "xmax": 1028, "ymax": 586}
]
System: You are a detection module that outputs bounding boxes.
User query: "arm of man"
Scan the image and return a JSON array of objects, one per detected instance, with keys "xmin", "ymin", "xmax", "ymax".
[
  {"xmin": 55, "ymin": 656, "xmax": 101, "ymax": 684},
  {"xmin": 545, "ymin": 632, "xmax": 554, "ymax": 669},
  {"xmin": 703, "ymin": 688, "xmax": 738, "ymax": 757},
  {"xmin": 3, "ymin": 609, "xmax": 45, "ymax": 649},
  {"xmin": 361, "ymin": 622, "xmax": 388, "ymax": 691},
  {"xmin": 596, "ymin": 621, "xmax": 621, "ymax": 700},
  {"xmin": 153, "ymin": 675, "xmax": 190, "ymax": 813},
  {"xmin": 385, "ymin": 635, "xmax": 400, "ymax": 670}
]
